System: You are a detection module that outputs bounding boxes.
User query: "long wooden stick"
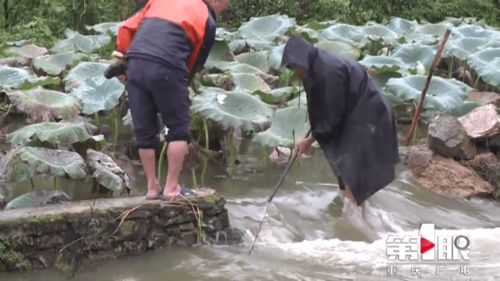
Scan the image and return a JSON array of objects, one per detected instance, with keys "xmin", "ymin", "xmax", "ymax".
[{"xmin": 406, "ymin": 29, "xmax": 452, "ymax": 145}]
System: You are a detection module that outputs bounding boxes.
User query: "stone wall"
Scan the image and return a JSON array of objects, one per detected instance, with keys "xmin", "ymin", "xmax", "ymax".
[{"xmin": 0, "ymin": 188, "xmax": 241, "ymax": 272}]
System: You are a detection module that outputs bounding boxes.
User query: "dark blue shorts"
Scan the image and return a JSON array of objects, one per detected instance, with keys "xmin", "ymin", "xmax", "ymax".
[{"xmin": 126, "ymin": 58, "xmax": 191, "ymax": 149}]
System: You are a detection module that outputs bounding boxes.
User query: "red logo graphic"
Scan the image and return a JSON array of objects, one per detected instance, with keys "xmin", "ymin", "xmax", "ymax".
[{"xmin": 420, "ymin": 236, "xmax": 435, "ymax": 254}]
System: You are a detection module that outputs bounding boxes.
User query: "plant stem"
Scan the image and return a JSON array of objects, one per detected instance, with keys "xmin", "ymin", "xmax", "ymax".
[
  {"xmin": 113, "ymin": 107, "xmax": 119, "ymax": 153},
  {"xmin": 203, "ymin": 119, "xmax": 209, "ymax": 151},
  {"xmin": 94, "ymin": 113, "xmax": 101, "ymax": 126},
  {"xmin": 30, "ymin": 178, "xmax": 35, "ymax": 190},
  {"xmin": 53, "ymin": 176, "xmax": 57, "ymax": 190},
  {"xmin": 200, "ymin": 157, "xmax": 208, "ymax": 187},
  {"xmin": 191, "ymin": 168, "xmax": 198, "ymax": 188},
  {"xmin": 473, "ymin": 76, "xmax": 481, "ymax": 89},
  {"xmin": 448, "ymin": 57, "xmax": 453, "ymax": 78},
  {"xmin": 157, "ymin": 142, "xmax": 168, "ymax": 185}
]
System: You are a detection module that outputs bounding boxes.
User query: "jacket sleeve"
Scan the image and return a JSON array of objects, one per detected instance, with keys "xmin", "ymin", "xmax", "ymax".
[
  {"xmin": 115, "ymin": 6, "xmax": 148, "ymax": 54},
  {"xmin": 193, "ymin": 16, "xmax": 216, "ymax": 73}
]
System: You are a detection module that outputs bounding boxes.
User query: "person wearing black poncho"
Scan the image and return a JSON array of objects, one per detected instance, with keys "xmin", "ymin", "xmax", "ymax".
[{"xmin": 281, "ymin": 35, "xmax": 399, "ymax": 207}]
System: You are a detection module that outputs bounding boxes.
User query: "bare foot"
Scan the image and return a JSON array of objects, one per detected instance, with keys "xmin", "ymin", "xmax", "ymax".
[
  {"xmin": 146, "ymin": 181, "xmax": 161, "ymax": 198},
  {"xmin": 163, "ymin": 184, "xmax": 181, "ymax": 197}
]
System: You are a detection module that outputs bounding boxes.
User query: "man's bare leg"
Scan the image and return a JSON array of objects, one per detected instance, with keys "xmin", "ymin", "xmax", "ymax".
[
  {"xmin": 163, "ymin": 141, "xmax": 189, "ymax": 197},
  {"xmin": 139, "ymin": 148, "xmax": 160, "ymax": 197},
  {"xmin": 344, "ymin": 186, "xmax": 366, "ymax": 217}
]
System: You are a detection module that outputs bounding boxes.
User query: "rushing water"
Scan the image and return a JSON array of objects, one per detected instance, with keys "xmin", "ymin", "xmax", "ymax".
[{"xmin": 2, "ymin": 146, "xmax": 500, "ymax": 281}]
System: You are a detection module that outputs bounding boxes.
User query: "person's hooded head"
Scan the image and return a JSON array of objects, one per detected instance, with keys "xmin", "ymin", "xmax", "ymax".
[{"xmin": 281, "ymin": 35, "xmax": 316, "ymax": 78}]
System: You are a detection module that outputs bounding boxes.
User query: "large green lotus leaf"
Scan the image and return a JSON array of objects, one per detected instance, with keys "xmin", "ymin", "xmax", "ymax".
[
  {"xmin": 216, "ymin": 27, "xmax": 238, "ymax": 41},
  {"xmin": 206, "ymin": 39, "xmax": 235, "ymax": 69},
  {"xmin": 447, "ymin": 100, "xmax": 482, "ymax": 117},
  {"xmin": 232, "ymin": 73, "xmax": 271, "ymax": 93},
  {"xmin": 228, "ymin": 39, "xmax": 249, "ymax": 54},
  {"xmin": 33, "ymin": 53, "xmax": 87, "ymax": 76},
  {"xmin": 5, "ymin": 191, "xmax": 71, "ymax": 210},
  {"xmin": 253, "ymin": 87, "xmax": 298, "ymax": 104},
  {"xmin": 361, "ymin": 24, "xmax": 399, "ymax": 45},
  {"xmin": 0, "ymin": 147, "xmax": 87, "ymax": 182},
  {"xmin": 70, "ymin": 76, "xmax": 125, "ymax": 115},
  {"xmin": 7, "ymin": 122, "xmax": 94, "ymax": 147},
  {"xmin": 359, "ymin": 56, "xmax": 405, "ymax": 74},
  {"xmin": 268, "ymin": 44, "xmax": 285, "ymax": 72},
  {"xmin": 319, "ymin": 24, "xmax": 364, "ymax": 44},
  {"xmin": 243, "ymin": 38, "xmax": 276, "ymax": 51},
  {"xmin": 4, "ymin": 44, "xmax": 48, "ymax": 59},
  {"xmin": 406, "ymin": 22, "xmax": 453, "ymax": 45},
  {"xmin": 292, "ymin": 25, "xmax": 321, "ymax": 42},
  {"xmin": 223, "ymin": 63, "xmax": 268, "ymax": 76},
  {"xmin": 235, "ymin": 51, "xmax": 269, "ymax": 73},
  {"xmin": 63, "ymin": 62, "xmax": 109, "ymax": 91},
  {"xmin": 370, "ymin": 72, "xmax": 402, "ymax": 90},
  {"xmin": 253, "ymin": 106, "xmax": 310, "ymax": 148},
  {"xmin": 6, "ymin": 87, "xmax": 81, "ymax": 122},
  {"xmin": 385, "ymin": 75, "xmax": 472, "ymax": 112},
  {"xmin": 0, "ymin": 65, "xmax": 39, "ymax": 90},
  {"xmin": 315, "ymin": 40, "xmax": 361, "ymax": 60},
  {"xmin": 287, "ymin": 92, "xmax": 307, "ymax": 108},
  {"xmin": 191, "ymin": 89, "xmax": 273, "ymax": 131},
  {"xmin": 87, "ymin": 149, "xmax": 131, "ymax": 194},
  {"xmin": 468, "ymin": 48, "xmax": 500, "ymax": 87},
  {"xmin": 452, "ymin": 24, "xmax": 495, "ymax": 39},
  {"xmin": 392, "ymin": 44, "xmax": 437, "ymax": 71},
  {"xmin": 86, "ymin": 22, "xmax": 121, "ymax": 36},
  {"xmin": 51, "ymin": 29, "xmax": 111, "ymax": 54},
  {"xmin": 388, "ymin": 17, "xmax": 418, "ymax": 35},
  {"xmin": 239, "ymin": 14, "xmax": 296, "ymax": 41},
  {"xmin": 445, "ymin": 37, "xmax": 490, "ymax": 60}
]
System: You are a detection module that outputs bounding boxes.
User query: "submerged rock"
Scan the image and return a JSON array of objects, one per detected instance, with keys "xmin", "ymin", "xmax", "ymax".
[
  {"xmin": 464, "ymin": 153, "xmax": 500, "ymax": 200},
  {"xmin": 409, "ymin": 147, "xmax": 494, "ymax": 198},
  {"xmin": 428, "ymin": 115, "xmax": 476, "ymax": 160},
  {"xmin": 458, "ymin": 104, "xmax": 500, "ymax": 139}
]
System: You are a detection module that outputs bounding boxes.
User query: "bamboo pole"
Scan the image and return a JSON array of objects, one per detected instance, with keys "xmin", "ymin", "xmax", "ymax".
[{"xmin": 406, "ymin": 29, "xmax": 452, "ymax": 145}]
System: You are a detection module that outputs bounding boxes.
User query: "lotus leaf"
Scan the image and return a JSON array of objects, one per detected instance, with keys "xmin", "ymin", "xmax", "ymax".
[
  {"xmin": 232, "ymin": 73, "xmax": 271, "ymax": 93},
  {"xmin": 253, "ymin": 106, "xmax": 310, "ymax": 148},
  {"xmin": 63, "ymin": 62, "xmax": 109, "ymax": 91},
  {"xmin": 228, "ymin": 39, "xmax": 249, "ymax": 54},
  {"xmin": 359, "ymin": 56, "xmax": 405, "ymax": 73},
  {"xmin": 292, "ymin": 25, "xmax": 321, "ymax": 42},
  {"xmin": 361, "ymin": 24, "xmax": 399, "ymax": 46},
  {"xmin": 370, "ymin": 72, "xmax": 402, "ymax": 90},
  {"xmin": 201, "ymin": 73, "xmax": 234, "ymax": 90},
  {"xmin": 468, "ymin": 48, "xmax": 500, "ymax": 87},
  {"xmin": 445, "ymin": 37, "xmax": 490, "ymax": 60},
  {"xmin": 268, "ymin": 44, "xmax": 286, "ymax": 72},
  {"xmin": 287, "ymin": 92, "xmax": 308, "ymax": 108},
  {"xmin": 206, "ymin": 39, "xmax": 235, "ymax": 69},
  {"xmin": 253, "ymin": 87, "xmax": 298, "ymax": 104},
  {"xmin": 319, "ymin": 24, "xmax": 364, "ymax": 45},
  {"xmin": 385, "ymin": 75, "xmax": 473, "ymax": 112},
  {"xmin": 87, "ymin": 22, "xmax": 121, "ymax": 36},
  {"xmin": 4, "ymin": 44, "xmax": 48, "ymax": 59},
  {"xmin": 5, "ymin": 191, "xmax": 71, "ymax": 210},
  {"xmin": 315, "ymin": 40, "xmax": 361, "ymax": 60},
  {"xmin": 51, "ymin": 29, "xmax": 111, "ymax": 54},
  {"xmin": 452, "ymin": 24, "xmax": 495, "ymax": 39},
  {"xmin": 6, "ymin": 87, "xmax": 81, "ymax": 122},
  {"xmin": 191, "ymin": 89, "xmax": 273, "ymax": 131},
  {"xmin": 388, "ymin": 17, "xmax": 418, "ymax": 35},
  {"xmin": 0, "ymin": 147, "xmax": 87, "ymax": 182},
  {"xmin": 87, "ymin": 149, "xmax": 131, "ymax": 194},
  {"xmin": 392, "ymin": 44, "xmax": 437, "ymax": 71},
  {"xmin": 235, "ymin": 51, "xmax": 270, "ymax": 73},
  {"xmin": 70, "ymin": 76, "xmax": 125, "ymax": 115},
  {"xmin": 0, "ymin": 65, "xmax": 39, "ymax": 90},
  {"xmin": 33, "ymin": 53, "xmax": 87, "ymax": 76},
  {"xmin": 7, "ymin": 122, "xmax": 94, "ymax": 147},
  {"xmin": 239, "ymin": 14, "xmax": 296, "ymax": 42}
]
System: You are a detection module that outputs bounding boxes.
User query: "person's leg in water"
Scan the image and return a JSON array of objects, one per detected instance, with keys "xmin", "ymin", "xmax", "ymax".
[{"xmin": 339, "ymin": 176, "xmax": 366, "ymax": 218}]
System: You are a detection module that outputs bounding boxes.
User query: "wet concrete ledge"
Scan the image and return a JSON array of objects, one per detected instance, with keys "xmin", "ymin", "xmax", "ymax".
[{"xmin": 0, "ymin": 188, "xmax": 242, "ymax": 272}]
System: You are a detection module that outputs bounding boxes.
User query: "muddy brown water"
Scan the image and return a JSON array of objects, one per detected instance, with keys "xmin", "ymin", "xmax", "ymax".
[{"xmin": 1, "ymin": 145, "xmax": 500, "ymax": 281}]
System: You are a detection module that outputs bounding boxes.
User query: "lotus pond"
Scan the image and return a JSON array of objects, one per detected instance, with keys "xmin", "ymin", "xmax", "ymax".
[{"xmin": 1, "ymin": 14, "xmax": 500, "ymax": 280}]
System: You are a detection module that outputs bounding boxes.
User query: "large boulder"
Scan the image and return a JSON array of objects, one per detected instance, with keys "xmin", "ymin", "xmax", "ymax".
[
  {"xmin": 409, "ymin": 146, "xmax": 495, "ymax": 198},
  {"xmin": 458, "ymin": 104, "xmax": 500, "ymax": 139},
  {"xmin": 464, "ymin": 153, "xmax": 500, "ymax": 200},
  {"xmin": 428, "ymin": 115, "xmax": 476, "ymax": 160}
]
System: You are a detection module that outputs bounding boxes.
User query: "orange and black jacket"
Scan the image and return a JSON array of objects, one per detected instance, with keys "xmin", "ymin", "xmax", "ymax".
[{"xmin": 116, "ymin": 0, "xmax": 216, "ymax": 76}]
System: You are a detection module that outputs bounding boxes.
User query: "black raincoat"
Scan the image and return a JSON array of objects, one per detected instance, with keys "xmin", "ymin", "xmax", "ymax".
[{"xmin": 281, "ymin": 35, "xmax": 399, "ymax": 206}]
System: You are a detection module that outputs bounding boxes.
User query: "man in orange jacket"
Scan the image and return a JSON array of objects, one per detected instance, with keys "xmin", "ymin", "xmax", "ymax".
[{"xmin": 112, "ymin": 0, "xmax": 229, "ymax": 200}]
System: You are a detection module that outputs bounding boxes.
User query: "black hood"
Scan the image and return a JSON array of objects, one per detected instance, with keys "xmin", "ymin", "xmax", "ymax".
[{"xmin": 281, "ymin": 35, "xmax": 316, "ymax": 70}]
